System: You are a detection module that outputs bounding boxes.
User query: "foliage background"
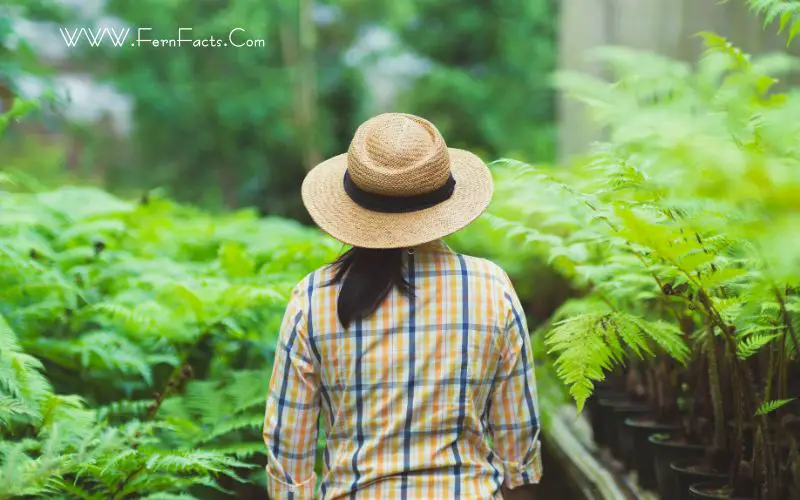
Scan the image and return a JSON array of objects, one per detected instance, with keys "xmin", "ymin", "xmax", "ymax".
[
  {"xmin": 1, "ymin": 0, "xmax": 558, "ymax": 218},
  {"xmin": 3, "ymin": 0, "xmax": 800, "ymax": 498}
]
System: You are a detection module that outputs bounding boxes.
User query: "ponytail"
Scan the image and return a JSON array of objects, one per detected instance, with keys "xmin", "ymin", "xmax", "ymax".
[{"xmin": 331, "ymin": 247, "xmax": 413, "ymax": 329}]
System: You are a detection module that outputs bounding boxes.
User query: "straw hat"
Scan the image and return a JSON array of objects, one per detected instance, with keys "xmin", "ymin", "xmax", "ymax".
[{"xmin": 301, "ymin": 113, "xmax": 493, "ymax": 249}]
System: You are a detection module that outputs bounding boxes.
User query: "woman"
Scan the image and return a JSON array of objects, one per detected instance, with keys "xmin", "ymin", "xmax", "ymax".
[{"xmin": 263, "ymin": 113, "xmax": 542, "ymax": 499}]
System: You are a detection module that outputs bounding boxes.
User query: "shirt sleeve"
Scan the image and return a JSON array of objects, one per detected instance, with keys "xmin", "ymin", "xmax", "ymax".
[
  {"xmin": 488, "ymin": 274, "xmax": 543, "ymax": 489},
  {"xmin": 263, "ymin": 284, "xmax": 321, "ymax": 499}
]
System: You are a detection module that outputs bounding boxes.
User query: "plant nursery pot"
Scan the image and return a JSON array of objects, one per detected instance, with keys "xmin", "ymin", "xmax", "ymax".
[
  {"xmin": 591, "ymin": 394, "xmax": 630, "ymax": 447},
  {"xmin": 610, "ymin": 403, "xmax": 651, "ymax": 466},
  {"xmin": 587, "ymin": 385, "xmax": 626, "ymax": 406},
  {"xmin": 689, "ymin": 481, "xmax": 754, "ymax": 500},
  {"xmin": 671, "ymin": 459, "xmax": 728, "ymax": 500},
  {"xmin": 586, "ymin": 388, "xmax": 623, "ymax": 421},
  {"xmin": 649, "ymin": 433, "xmax": 706, "ymax": 500},
  {"xmin": 624, "ymin": 416, "xmax": 681, "ymax": 490}
]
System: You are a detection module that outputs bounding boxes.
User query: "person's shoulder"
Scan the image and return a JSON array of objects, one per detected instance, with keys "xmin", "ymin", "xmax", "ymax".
[
  {"xmin": 453, "ymin": 252, "xmax": 513, "ymax": 290},
  {"xmin": 290, "ymin": 263, "xmax": 337, "ymax": 297}
]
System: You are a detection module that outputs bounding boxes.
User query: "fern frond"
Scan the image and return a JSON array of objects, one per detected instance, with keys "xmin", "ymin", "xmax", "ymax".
[
  {"xmin": 0, "ymin": 99, "xmax": 39, "ymax": 136},
  {"xmin": 80, "ymin": 302, "xmax": 157, "ymax": 333},
  {"xmin": 218, "ymin": 284, "xmax": 286, "ymax": 312},
  {"xmin": 546, "ymin": 311, "xmax": 688, "ymax": 411},
  {"xmin": 627, "ymin": 316, "xmax": 691, "ymax": 364},
  {"xmin": 183, "ymin": 381, "xmax": 228, "ymax": 425},
  {"xmin": 204, "ymin": 441, "xmax": 266, "ymax": 459},
  {"xmin": 737, "ymin": 331, "xmax": 780, "ymax": 359},
  {"xmin": 196, "ymin": 413, "xmax": 263, "ymax": 445},
  {"xmin": 698, "ymin": 32, "xmax": 752, "ymax": 70},
  {"xmin": 481, "ymin": 213, "xmax": 565, "ymax": 248},
  {"xmin": 144, "ymin": 449, "xmax": 251, "ymax": 476},
  {"xmin": 140, "ymin": 494, "xmax": 201, "ymax": 500},
  {"xmin": 0, "ymin": 395, "xmax": 38, "ymax": 426},
  {"xmin": 56, "ymin": 219, "xmax": 127, "ymax": 247},
  {"xmin": 75, "ymin": 330, "xmax": 154, "ymax": 384},
  {"xmin": 755, "ymin": 397, "xmax": 796, "ymax": 415},
  {"xmin": 0, "ymin": 314, "xmax": 52, "ymax": 416},
  {"xmin": 0, "ymin": 172, "xmax": 16, "ymax": 187},
  {"xmin": 546, "ymin": 314, "xmax": 621, "ymax": 411},
  {"xmin": 96, "ymin": 399, "xmax": 152, "ymax": 421},
  {"xmin": 227, "ymin": 370, "xmax": 271, "ymax": 414},
  {"xmin": 43, "ymin": 479, "xmax": 109, "ymax": 500},
  {"xmin": 746, "ymin": 0, "xmax": 800, "ymax": 44}
]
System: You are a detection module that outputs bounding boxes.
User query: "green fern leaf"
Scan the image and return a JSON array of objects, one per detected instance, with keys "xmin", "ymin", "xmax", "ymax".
[
  {"xmin": 81, "ymin": 302, "xmax": 156, "ymax": 333},
  {"xmin": 0, "ymin": 314, "xmax": 52, "ymax": 414},
  {"xmin": 140, "ymin": 494, "xmax": 201, "ymax": 500},
  {"xmin": 204, "ymin": 441, "xmax": 267, "ymax": 458},
  {"xmin": 755, "ymin": 397, "xmax": 796, "ymax": 415},
  {"xmin": 196, "ymin": 413, "xmax": 264, "ymax": 445},
  {"xmin": 698, "ymin": 31, "xmax": 752, "ymax": 70},
  {"xmin": 96, "ymin": 399, "xmax": 152, "ymax": 421},
  {"xmin": 144, "ymin": 450, "xmax": 250, "ymax": 476},
  {"xmin": 0, "ymin": 395, "xmax": 38, "ymax": 425},
  {"xmin": 737, "ymin": 332, "xmax": 780, "ymax": 359},
  {"xmin": 746, "ymin": 0, "xmax": 800, "ymax": 44},
  {"xmin": 546, "ymin": 311, "xmax": 689, "ymax": 411}
]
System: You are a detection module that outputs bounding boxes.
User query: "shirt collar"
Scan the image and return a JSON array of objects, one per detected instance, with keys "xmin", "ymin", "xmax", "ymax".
[{"xmin": 412, "ymin": 239, "xmax": 452, "ymax": 253}]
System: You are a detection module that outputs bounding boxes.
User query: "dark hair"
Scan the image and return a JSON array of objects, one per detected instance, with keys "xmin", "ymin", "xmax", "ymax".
[{"xmin": 331, "ymin": 248, "xmax": 413, "ymax": 329}]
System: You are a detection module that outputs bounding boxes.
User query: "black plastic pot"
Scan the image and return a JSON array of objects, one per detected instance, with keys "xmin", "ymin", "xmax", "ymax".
[
  {"xmin": 671, "ymin": 459, "xmax": 728, "ymax": 500},
  {"xmin": 591, "ymin": 395, "xmax": 630, "ymax": 447},
  {"xmin": 623, "ymin": 415, "xmax": 680, "ymax": 490},
  {"xmin": 610, "ymin": 403, "xmax": 651, "ymax": 466},
  {"xmin": 689, "ymin": 481, "xmax": 753, "ymax": 499},
  {"xmin": 624, "ymin": 417, "xmax": 681, "ymax": 490},
  {"xmin": 586, "ymin": 389, "xmax": 623, "ymax": 426},
  {"xmin": 649, "ymin": 433, "xmax": 706, "ymax": 500}
]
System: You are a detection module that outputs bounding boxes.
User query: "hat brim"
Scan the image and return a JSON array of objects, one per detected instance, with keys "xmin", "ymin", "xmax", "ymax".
[{"xmin": 301, "ymin": 148, "xmax": 494, "ymax": 249}]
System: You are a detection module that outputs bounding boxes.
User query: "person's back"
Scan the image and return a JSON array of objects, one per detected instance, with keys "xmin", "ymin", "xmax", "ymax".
[{"xmin": 262, "ymin": 113, "xmax": 542, "ymax": 499}]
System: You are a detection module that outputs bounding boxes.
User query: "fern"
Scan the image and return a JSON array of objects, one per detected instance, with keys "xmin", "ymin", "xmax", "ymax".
[
  {"xmin": 0, "ymin": 172, "xmax": 338, "ymax": 496},
  {"xmin": 96, "ymin": 399, "xmax": 152, "ymax": 421},
  {"xmin": 0, "ymin": 314, "xmax": 52, "ymax": 419},
  {"xmin": 0, "ymin": 395, "xmax": 38, "ymax": 425},
  {"xmin": 140, "ymin": 494, "xmax": 201, "ymax": 500},
  {"xmin": 81, "ymin": 302, "xmax": 158, "ymax": 333},
  {"xmin": 747, "ymin": 0, "xmax": 800, "ymax": 44},
  {"xmin": 755, "ymin": 397, "xmax": 796, "ymax": 415},
  {"xmin": 738, "ymin": 331, "xmax": 780, "ymax": 359},
  {"xmin": 0, "ymin": 98, "xmax": 38, "ymax": 136},
  {"xmin": 195, "ymin": 413, "xmax": 264, "ymax": 445},
  {"xmin": 144, "ymin": 450, "xmax": 250, "ymax": 476},
  {"xmin": 698, "ymin": 31, "xmax": 753, "ymax": 70},
  {"xmin": 546, "ymin": 312, "xmax": 689, "ymax": 411}
]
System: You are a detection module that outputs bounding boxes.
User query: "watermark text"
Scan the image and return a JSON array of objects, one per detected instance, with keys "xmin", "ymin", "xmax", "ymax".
[{"xmin": 58, "ymin": 27, "xmax": 265, "ymax": 48}]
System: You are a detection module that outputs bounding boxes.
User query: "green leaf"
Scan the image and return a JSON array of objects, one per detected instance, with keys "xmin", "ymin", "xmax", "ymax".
[
  {"xmin": 755, "ymin": 397, "xmax": 796, "ymax": 416},
  {"xmin": 0, "ymin": 99, "xmax": 39, "ymax": 136},
  {"xmin": 737, "ymin": 332, "xmax": 779, "ymax": 359},
  {"xmin": 699, "ymin": 268, "xmax": 747, "ymax": 289},
  {"xmin": 218, "ymin": 242, "xmax": 255, "ymax": 278}
]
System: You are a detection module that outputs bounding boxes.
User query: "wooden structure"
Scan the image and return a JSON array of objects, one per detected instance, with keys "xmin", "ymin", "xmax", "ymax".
[{"xmin": 557, "ymin": 0, "xmax": 800, "ymax": 160}]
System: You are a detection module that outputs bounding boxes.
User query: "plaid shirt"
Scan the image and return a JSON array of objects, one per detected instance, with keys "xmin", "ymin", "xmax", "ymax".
[{"xmin": 263, "ymin": 241, "xmax": 542, "ymax": 499}]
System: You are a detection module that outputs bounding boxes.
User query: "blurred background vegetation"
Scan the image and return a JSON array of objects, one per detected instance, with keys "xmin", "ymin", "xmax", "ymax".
[
  {"xmin": 0, "ymin": 0, "xmax": 558, "ymax": 220},
  {"xmin": 3, "ymin": 0, "xmax": 797, "ymax": 221},
  {"xmin": 4, "ymin": 0, "xmax": 798, "ymax": 218}
]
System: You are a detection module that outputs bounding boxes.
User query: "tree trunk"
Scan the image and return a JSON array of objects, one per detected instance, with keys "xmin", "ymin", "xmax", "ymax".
[
  {"xmin": 279, "ymin": 0, "xmax": 320, "ymax": 171},
  {"xmin": 298, "ymin": 0, "xmax": 320, "ymax": 170}
]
